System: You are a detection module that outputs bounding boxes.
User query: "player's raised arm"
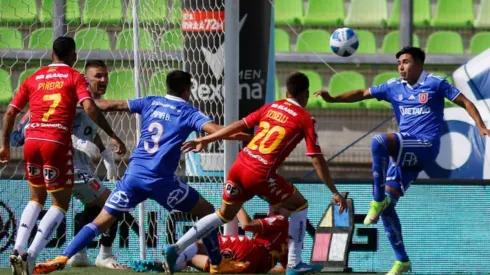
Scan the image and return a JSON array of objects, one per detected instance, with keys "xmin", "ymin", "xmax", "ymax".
[
  {"xmin": 452, "ymin": 93, "xmax": 490, "ymax": 136},
  {"xmin": 81, "ymin": 99, "xmax": 127, "ymax": 156},
  {"xmin": 182, "ymin": 120, "xmax": 248, "ymax": 153},
  {"xmin": 314, "ymin": 88, "xmax": 373, "ymax": 103},
  {"xmin": 95, "ymin": 99, "xmax": 131, "ymax": 112},
  {"xmin": 201, "ymin": 123, "xmax": 252, "ymax": 142}
]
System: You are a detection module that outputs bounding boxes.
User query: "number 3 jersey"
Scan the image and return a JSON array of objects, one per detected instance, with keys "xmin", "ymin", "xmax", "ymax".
[
  {"xmin": 125, "ymin": 95, "xmax": 211, "ymax": 179},
  {"xmin": 239, "ymin": 98, "xmax": 322, "ymax": 177},
  {"xmin": 9, "ymin": 63, "xmax": 93, "ymax": 146}
]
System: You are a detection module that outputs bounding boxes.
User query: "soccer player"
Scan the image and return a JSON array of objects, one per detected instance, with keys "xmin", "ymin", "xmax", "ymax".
[
  {"xmin": 0, "ymin": 37, "xmax": 126, "ymax": 275},
  {"xmin": 172, "ymin": 72, "xmax": 348, "ymax": 275},
  {"xmin": 9, "ymin": 60, "xmax": 125, "ymax": 269},
  {"xmin": 174, "ymin": 207, "xmax": 289, "ymax": 274},
  {"xmin": 314, "ymin": 46, "xmax": 490, "ymax": 275},
  {"xmin": 34, "ymin": 70, "xmax": 251, "ymax": 274}
]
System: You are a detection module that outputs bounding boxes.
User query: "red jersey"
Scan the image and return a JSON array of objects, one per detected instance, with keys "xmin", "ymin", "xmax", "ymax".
[
  {"xmin": 240, "ymin": 98, "xmax": 322, "ymax": 177},
  {"xmin": 218, "ymin": 215, "xmax": 289, "ymax": 273},
  {"xmin": 9, "ymin": 64, "xmax": 92, "ymax": 145}
]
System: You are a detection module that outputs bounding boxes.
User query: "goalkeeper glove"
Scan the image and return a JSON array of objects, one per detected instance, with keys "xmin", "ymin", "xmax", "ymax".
[
  {"xmin": 101, "ymin": 144, "xmax": 118, "ymax": 182},
  {"xmin": 72, "ymin": 135, "xmax": 100, "ymax": 159}
]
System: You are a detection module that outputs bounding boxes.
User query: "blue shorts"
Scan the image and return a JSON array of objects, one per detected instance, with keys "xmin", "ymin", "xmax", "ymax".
[
  {"xmin": 103, "ymin": 174, "xmax": 199, "ymax": 215},
  {"xmin": 386, "ymin": 133, "xmax": 439, "ymax": 195}
]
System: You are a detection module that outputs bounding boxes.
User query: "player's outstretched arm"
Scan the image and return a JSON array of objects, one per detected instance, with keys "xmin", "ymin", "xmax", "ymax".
[
  {"xmin": 310, "ymin": 155, "xmax": 347, "ymax": 213},
  {"xmin": 314, "ymin": 88, "xmax": 373, "ymax": 103},
  {"xmin": 81, "ymin": 99, "xmax": 127, "ymax": 156},
  {"xmin": 236, "ymin": 208, "xmax": 263, "ymax": 233},
  {"xmin": 0, "ymin": 106, "xmax": 21, "ymax": 163},
  {"xmin": 182, "ymin": 120, "xmax": 248, "ymax": 153},
  {"xmin": 453, "ymin": 94, "xmax": 490, "ymax": 136},
  {"xmin": 201, "ymin": 123, "xmax": 252, "ymax": 141},
  {"xmin": 95, "ymin": 99, "xmax": 131, "ymax": 112}
]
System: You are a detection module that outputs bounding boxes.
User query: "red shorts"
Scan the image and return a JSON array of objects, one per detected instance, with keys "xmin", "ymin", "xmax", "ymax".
[
  {"xmin": 24, "ymin": 139, "xmax": 74, "ymax": 192},
  {"xmin": 223, "ymin": 160, "xmax": 294, "ymax": 205}
]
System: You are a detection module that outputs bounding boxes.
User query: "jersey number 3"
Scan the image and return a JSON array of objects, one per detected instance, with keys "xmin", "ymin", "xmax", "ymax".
[
  {"xmin": 247, "ymin": 121, "xmax": 286, "ymax": 154},
  {"xmin": 144, "ymin": 122, "xmax": 164, "ymax": 154},
  {"xmin": 42, "ymin": 93, "xmax": 61, "ymax": 122}
]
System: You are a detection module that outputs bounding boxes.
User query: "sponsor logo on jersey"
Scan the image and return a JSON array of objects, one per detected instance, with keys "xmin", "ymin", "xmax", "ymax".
[
  {"xmin": 399, "ymin": 106, "xmax": 431, "ymax": 115},
  {"xmin": 45, "ymin": 73, "xmax": 68, "ymax": 79},
  {"xmin": 224, "ymin": 182, "xmax": 241, "ymax": 196},
  {"xmin": 408, "ymin": 94, "xmax": 416, "ymax": 100},
  {"xmin": 35, "ymin": 75, "xmax": 45, "ymax": 80},
  {"xmin": 27, "ymin": 163, "xmax": 42, "ymax": 178},
  {"xmin": 29, "ymin": 123, "xmax": 68, "ymax": 131},
  {"xmin": 271, "ymin": 103, "xmax": 298, "ymax": 117},
  {"xmin": 419, "ymin": 92, "xmax": 429, "ymax": 103},
  {"xmin": 43, "ymin": 166, "xmax": 59, "ymax": 182},
  {"xmin": 243, "ymin": 147, "xmax": 268, "ymax": 165}
]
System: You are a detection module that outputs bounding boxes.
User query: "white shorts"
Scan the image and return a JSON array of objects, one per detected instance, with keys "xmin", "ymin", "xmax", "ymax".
[{"xmin": 74, "ymin": 169, "xmax": 108, "ymax": 204}]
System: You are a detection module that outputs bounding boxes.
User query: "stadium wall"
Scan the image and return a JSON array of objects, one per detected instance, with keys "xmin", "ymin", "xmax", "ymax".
[{"xmin": 0, "ymin": 180, "xmax": 488, "ymax": 274}]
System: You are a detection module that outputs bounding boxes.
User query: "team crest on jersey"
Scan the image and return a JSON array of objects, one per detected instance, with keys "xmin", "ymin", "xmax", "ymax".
[
  {"xmin": 43, "ymin": 166, "xmax": 59, "ymax": 182},
  {"xmin": 419, "ymin": 93, "xmax": 429, "ymax": 104},
  {"xmin": 224, "ymin": 182, "xmax": 241, "ymax": 196},
  {"xmin": 27, "ymin": 163, "xmax": 42, "ymax": 178}
]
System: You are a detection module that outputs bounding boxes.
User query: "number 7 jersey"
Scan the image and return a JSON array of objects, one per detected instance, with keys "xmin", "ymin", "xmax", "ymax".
[
  {"xmin": 240, "ymin": 98, "xmax": 322, "ymax": 176},
  {"xmin": 9, "ymin": 64, "xmax": 92, "ymax": 145}
]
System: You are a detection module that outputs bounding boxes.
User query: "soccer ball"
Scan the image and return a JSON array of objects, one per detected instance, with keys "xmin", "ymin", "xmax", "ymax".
[{"xmin": 330, "ymin": 28, "xmax": 359, "ymax": 57}]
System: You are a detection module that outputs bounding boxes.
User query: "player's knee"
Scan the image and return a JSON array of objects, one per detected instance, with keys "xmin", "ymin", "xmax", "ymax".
[{"xmin": 371, "ymin": 134, "xmax": 389, "ymax": 154}]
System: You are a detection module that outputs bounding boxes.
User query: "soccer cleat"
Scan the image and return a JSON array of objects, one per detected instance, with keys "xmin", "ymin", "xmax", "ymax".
[
  {"xmin": 364, "ymin": 197, "xmax": 391, "ymax": 225},
  {"xmin": 10, "ymin": 250, "xmax": 23, "ymax": 275},
  {"xmin": 162, "ymin": 245, "xmax": 179, "ymax": 274},
  {"xmin": 209, "ymin": 258, "xmax": 250, "ymax": 274},
  {"xmin": 95, "ymin": 255, "xmax": 126, "ymax": 269},
  {"xmin": 26, "ymin": 253, "xmax": 35, "ymax": 275},
  {"xmin": 67, "ymin": 252, "xmax": 91, "ymax": 267},
  {"xmin": 286, "ymin": 262, "xmax": 323, "ymax": 275},
  {"xmin": 386, "ymin": 260, "xmax": 412, "ymax": 275},
  {"xmin": 33, "ymin": 256, "xmax": 68, "ymax": 274}
]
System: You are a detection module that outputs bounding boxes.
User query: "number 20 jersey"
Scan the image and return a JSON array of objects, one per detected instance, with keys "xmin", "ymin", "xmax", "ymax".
[
  {"xmin": 9, "ymin": 64, "xmax": 92, "ymax": 145},
  {"xmin": 239, "ymin": 98, "xmax": 323, "ymax": 177}
]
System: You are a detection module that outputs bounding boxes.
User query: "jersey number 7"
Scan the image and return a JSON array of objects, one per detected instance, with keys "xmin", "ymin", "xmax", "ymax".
[
  {"xmin": 247, "ymin": 121, "xmax": 286, "ymax": 154},
  {"xmin": 42, "ymin": 93, "xmax": 61, "ymax": 122}
]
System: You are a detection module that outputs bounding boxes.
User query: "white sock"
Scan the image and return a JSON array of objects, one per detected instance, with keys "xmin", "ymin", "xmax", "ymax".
[
  {"xmin": 98, "ymin": 245, "xmax": 112, "ymax": 259},
  {"xmin": 14, "ymin": 201, "xmax": 42, "ymax": 254},
  {"xmin": 288, "ymin": 208, "xmax": 307, "ymax": 267},
  {"xmin": 76, "ymin": 248, "xmax": 87, "ymax": 256},
  {"xmin": 175, "ymin": 213, "xmax": 224, "ymax": 254},
  {"xmin": 175, "ymin": 243, "xmax": 198, "ymax": 271},
  {"xmin": 27, "ymin": 206, "xmax": 65, "ymax": 260}
]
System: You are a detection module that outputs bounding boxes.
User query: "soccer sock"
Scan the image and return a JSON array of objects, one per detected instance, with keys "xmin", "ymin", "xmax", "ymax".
[
  {"xmin": 175, "ymin": 213, "xmax": 225, "ymax": 255},
  {"xmin": 175, "ymin": 243, "xmax": 198, "ymax": 271},
  {"xmin": 287, "ymin": 207, "xmax": 308, "ymax": 267},
  {"xmin": 201, "ymin": 229, "xmax": 222, "ymax": 265},
  {"xmin": 14, "ymin": 201, "xmax": 42, "ymax": 254},
  {"xmin": 27, "ymin": 206, "xmax": 65, "ymax": 260},
  {"xmin": 381, "ymin": 193, "xmax": 409, "ymax": 262},
  {"xmin": 63, "ymin": 223, "xmax": 100, "ymax": 258},
  {"xmin": 371, "ymin": 134, "xmax": 390, "ymax": 202},
  {"xmin": 99, "ymin": 218, "xmax": 118, "ymax": 258}
]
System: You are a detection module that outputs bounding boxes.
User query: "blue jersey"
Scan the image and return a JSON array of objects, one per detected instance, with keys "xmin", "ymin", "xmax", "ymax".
[
  {"xmin": 125, "ymin": 95, "xmax": 211, "ymax": 179},
  {"xmin": 370, "ymin": 71, "xmax": 460, "ymax": 142}
]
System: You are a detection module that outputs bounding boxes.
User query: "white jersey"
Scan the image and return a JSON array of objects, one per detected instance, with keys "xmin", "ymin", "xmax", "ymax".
[{"xmin": 73, "ymin": 108, "xmax": 98, "ymax": 175}]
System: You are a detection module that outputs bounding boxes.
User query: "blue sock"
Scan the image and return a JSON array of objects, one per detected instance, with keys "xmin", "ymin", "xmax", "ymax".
[
  {"xmin": 371, "ymin": 134, "xmax": 390, "ymax": 202},
  {"xmin": 63, "ymin": 223, "xmax": 99, "ymax": 258},
  {"xmin": 201, "ymin": 229, "xmax": 222, "ymax": 265},
  {"xmin": 381, "ymin": 193, "xmax": 409, "ymax": 262}
]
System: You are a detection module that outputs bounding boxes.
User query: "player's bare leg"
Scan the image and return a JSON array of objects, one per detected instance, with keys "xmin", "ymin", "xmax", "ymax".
[
  {"xmin": 364, "ymin": 133, "xmax": 398, "ymax": 225},
  {"xmin": 280, "ymin": 188, "xmax": 322, "ymax": 275},
  {"xmin": 11, "ymin": 185, "xmax": 46, "ymax": 275},
  {"xmin": 164, "ymin": 198, "xmax": 249, "ymax": 274},
  {"xmin": 23, "ymin": 187, "xmax": 72, "ymax": 274}
]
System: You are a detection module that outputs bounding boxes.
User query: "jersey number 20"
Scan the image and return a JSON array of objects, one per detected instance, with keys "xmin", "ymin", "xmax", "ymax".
[
  {"xmin": 247, "ymin": 121, "xmax": 286, "ymax": 154},
  {"xmin": 144, "ymin": 122, "xmax": 164, "ymax": 154}
]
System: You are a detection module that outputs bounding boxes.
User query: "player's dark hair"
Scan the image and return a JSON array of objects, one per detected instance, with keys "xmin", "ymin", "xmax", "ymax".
[
  {"xmin": 52, "ymin": 36, "xmax": 76, "ymax": 60},
  {"xmin": 84, "ymin": 60, "xmax": 107, "ymax": 71},
  {"xmin": 286, "ymin": 72, "xmax": 309, "ymax": 97},
  {"xmin": 396, "ymin": 46, "xmax": 425, "ymax": 64},
  {"xmin": 166, "ymin": 70, "xmax": 192, "ymax": 96}
]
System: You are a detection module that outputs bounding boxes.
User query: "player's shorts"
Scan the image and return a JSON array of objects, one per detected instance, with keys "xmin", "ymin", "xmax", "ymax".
[
  {"xmin": 223, "ymin": 160, "xmax": 295, "ymax": 205},
  {"xmin": 386, "ymin": 132, "xmax": 439, "ymax": 194},
  {"xmin": 73, "ymin": 169, "xmax": 108, "ymax": 204},
  {"xmin": 103, "ymin": 174, "xmax": 199, "ymax": 215},
  {"xmin": 24, "ymin": 139, "xmax": 74, "ymax": 192}
]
